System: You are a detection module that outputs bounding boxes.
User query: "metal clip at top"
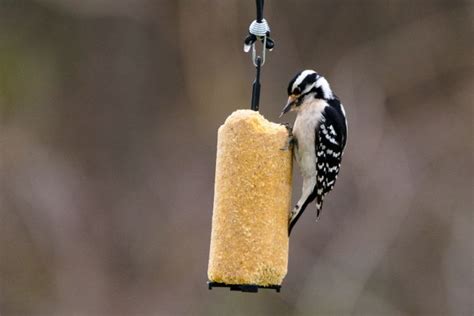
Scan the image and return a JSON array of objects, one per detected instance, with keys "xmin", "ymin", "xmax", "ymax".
[
  {"xmin": 251, "ymin": 35, "xmax": 267, "ymax": 66},
  {"xmin": 243, "ymin": 0, "xmax": 275, "ymax": 111}
]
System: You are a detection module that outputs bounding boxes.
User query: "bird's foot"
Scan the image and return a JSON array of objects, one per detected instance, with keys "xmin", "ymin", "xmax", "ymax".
[
  {"xmin": 281, "ymin": 136, "xmax": 296, "ymax": 151},
  {"xmin": 282, "ymin": 123, "xmax": 293, "ymax": 136},
  {"xmin": 280, "ymin": 123, "xmax": 294, "ymax": 150}
]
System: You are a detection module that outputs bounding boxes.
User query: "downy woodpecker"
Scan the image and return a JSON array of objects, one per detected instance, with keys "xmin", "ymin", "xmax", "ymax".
[{"xmin": 281, "ymin": 70, "xmax": 347, "ymax": 235}]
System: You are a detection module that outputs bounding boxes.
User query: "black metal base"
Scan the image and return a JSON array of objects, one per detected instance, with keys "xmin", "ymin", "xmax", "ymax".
[{"xmin": 207, "ymin": 281, "xmax": 281, "ymax": 293}]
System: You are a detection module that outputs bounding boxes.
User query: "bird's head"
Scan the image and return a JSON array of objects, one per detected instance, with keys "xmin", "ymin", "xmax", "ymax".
[{"xmin": 280, "ymin": 70, "xmax": 334, "ymax": 117}]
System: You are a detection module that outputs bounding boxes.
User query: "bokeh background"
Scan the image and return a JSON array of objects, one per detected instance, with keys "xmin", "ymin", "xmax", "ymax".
[{"xmin": 1, "ymin": 0, "xmax": 473, "ymax": 315}]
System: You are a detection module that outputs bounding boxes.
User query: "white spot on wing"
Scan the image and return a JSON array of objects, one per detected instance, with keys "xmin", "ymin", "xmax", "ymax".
[{"xmin": 324, "ymin": 133, "xmax": 339, "ymax": 145}]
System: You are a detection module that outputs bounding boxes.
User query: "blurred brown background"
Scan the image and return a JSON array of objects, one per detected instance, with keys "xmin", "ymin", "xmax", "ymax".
[{"xmin": 0, "ymin": 0, "xmax": 473, "ymax": 315}]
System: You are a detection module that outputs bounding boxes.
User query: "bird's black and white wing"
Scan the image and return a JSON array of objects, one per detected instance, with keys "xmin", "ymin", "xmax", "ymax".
[{"xmin": 314, "ymin": 100, "xmax": 347, "ymax": 216}]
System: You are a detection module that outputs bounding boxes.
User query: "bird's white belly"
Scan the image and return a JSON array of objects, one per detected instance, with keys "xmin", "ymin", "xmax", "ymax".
[{"xmin": 293, "ymin": 100, "xmax": 326, "ymax": 177}]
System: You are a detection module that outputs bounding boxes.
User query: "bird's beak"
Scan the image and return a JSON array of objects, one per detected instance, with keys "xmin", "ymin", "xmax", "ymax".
[{"xmin": 280, "ymin": 95, "xmax": 297, "ymax": 118}]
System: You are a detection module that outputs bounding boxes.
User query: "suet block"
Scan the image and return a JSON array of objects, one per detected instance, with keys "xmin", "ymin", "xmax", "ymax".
[{"xmin": 208, "ymin": 109, "xmax": 292, "ymax": 286}]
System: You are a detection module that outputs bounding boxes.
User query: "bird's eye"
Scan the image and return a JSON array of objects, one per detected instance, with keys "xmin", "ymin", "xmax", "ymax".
[{"xmin": 293, "ymin": 88, "xmax": 301, "ymax": 95}]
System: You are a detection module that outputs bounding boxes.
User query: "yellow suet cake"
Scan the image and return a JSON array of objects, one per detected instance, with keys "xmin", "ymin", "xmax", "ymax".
[{"xmin": 208, "ymin": 109, "xmax": 292, "ymax": 286}]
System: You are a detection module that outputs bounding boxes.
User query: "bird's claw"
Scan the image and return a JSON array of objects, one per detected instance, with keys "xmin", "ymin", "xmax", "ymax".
[
  {"xmin": 280, "ymin": 135, "xmax": 296, "ymax": 151},
  {"xmin": 280, "ymin": 123, "xmax": 294, "ymax": 151},
  {"xmin": 282, "ymin": 123, "xmax": 293, "ymax": 136}
]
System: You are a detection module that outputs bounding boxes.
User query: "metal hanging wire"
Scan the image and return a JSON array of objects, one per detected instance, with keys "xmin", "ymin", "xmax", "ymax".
[{"xmin": 243, "ymin": 0, "xmax": 274, "ymax": 111}]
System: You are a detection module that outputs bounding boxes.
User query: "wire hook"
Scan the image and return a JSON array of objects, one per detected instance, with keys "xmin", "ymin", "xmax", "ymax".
[{"xmin": 251, "ymin": 35, "xmax": 267, "ymax": 66}]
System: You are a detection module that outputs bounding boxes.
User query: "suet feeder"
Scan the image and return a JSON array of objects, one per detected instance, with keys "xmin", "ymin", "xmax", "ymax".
[{"xmin": 207, "ymin": 0, "xmax": 292, "ymax": 293}]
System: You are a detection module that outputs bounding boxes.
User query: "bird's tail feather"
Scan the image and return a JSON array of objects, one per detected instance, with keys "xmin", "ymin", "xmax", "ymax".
[{"xmin": 289, "ymin": 192, "xmax": 317, "ymax": 235}]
